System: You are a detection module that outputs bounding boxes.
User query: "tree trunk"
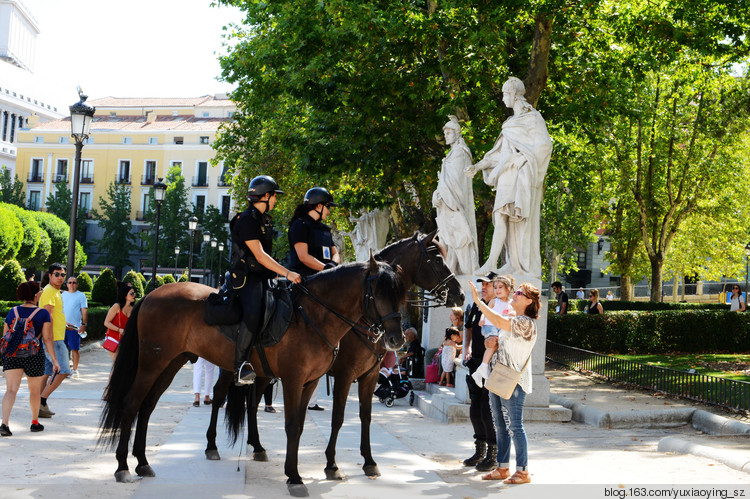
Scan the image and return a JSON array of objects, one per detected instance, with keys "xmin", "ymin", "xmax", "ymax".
[
  {"xmin": 620, "ymin": 274, "xmax": 632, "ymax": 301},
  {"xmin": 523, "ymin": 12, "xmax": 552, "ymax": 108},
  {"xmin": 649, "ymin": 257, "xmax": 663, "ymax": 302}
]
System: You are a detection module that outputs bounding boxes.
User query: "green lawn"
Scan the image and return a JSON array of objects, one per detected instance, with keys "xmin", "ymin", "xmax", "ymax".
[{"xmin": 614, "ymin": 353, "xmax": 750, "ymax": 383}]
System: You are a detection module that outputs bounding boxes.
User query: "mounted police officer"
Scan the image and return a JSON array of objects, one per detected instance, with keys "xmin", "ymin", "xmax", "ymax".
[
  {"xmin": 288, "ymin": 187, "xmax": 341, "ymax": 277},
  {"xmin": 229, "ymin": 175, "xmax": 301, "ymax": 385}
]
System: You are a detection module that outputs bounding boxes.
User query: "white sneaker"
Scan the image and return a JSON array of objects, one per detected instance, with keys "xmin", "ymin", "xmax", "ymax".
[
  {"xmin": 71, "ymin": 369, "xmax": 79, "ymax": 379},
  {"xmin": 471, "ymin": 363, "xmax": 490, "ymax": 387}
]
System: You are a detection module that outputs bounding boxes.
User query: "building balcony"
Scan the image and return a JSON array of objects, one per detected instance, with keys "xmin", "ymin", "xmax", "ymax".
[
  {"xmin": 135, "ymin": 210, "xmax": 148, "ymax": 221},
  {"xmin": 117, "ymin": 176, "xmax": 131, "ymax": 185},
  {"xmin": 141, "ymin": 175, "xmax": 155, "ymax": 186},
  {"xmin": 84, "ymin": 210, "xmax": 94, "ymax": 219},
  {"xmin": 53, "ymin": 174, "xmax": 68, "ymax": 183},
  {"xmin": 218, "ymin": 175, "xmax": 231, "ymax": 187},
  {"xmin": 28, "ymin": 173, "xmax": 43, "ymax": 183},
  {"xmin": 192, "ymin": 176, "xmax": 209, "ymax": 187},
  {"xmin": 80, "ymin": 175, "xmax": 94, "ymax": 184}
]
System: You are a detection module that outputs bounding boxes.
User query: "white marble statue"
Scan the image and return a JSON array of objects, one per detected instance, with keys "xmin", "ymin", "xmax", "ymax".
[
  {"xmin": 465, "ymin": 77, "xmax": 552, "ymax": 278},
  {"xmin": 345, "ymin": 208, "xmax": 390, "ymax": 261},
  {"xmin": 432, "ymin": 115, "xmax": 479, "ymax": 275}
]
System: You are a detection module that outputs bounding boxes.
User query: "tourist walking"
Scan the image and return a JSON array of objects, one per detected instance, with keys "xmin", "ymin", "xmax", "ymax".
[
  {"xmin": 62, "ymin": 276, "xmax": 88, "ymax": 378},
  {"xmin": 38, "ymin": 264, "xmax": 69, "ymax": 418}
]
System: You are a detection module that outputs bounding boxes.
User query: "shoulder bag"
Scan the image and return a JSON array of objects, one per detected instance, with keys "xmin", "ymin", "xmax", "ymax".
[{"xmin": 484, "ymin": 353, "xmax": 531, "ymax": 400}]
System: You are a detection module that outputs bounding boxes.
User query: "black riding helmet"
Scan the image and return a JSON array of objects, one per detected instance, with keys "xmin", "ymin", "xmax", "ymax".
[
  {"xmin": 247, "ymin": 175, "xmax": 284, "ymax": 200},
  {"xmin": 303, "ymin": 187, "xmax": 338, "ymax": 207}
]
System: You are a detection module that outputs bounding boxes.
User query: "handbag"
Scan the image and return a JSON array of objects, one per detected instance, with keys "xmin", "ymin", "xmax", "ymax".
[
  {"xmin": 102, "ymin": 334, "xmax": 119, "ymax": 352},
  {"xmin": 424, "ymin": 363, "xmax": 440, "ymax": 383},
  {"xmin": 484, "ymin": 354, "xmax": 531, "ymax": 400}
]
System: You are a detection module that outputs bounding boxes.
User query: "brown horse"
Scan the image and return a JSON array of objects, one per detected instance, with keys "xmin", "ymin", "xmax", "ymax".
[
  {"xmin": 204, "ymin": 231, "xmax": 465, "ymax": 480},
  {"xmin": 98, "ymin": 257, "xmax": 406, "ymax": 496}
]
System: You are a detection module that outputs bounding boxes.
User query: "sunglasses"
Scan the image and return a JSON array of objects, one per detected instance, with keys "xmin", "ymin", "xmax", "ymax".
[
  {"xmin": 53, "ymin": 272, "xmax": 66, "ymax": 278},
  {"xmin": 128, "ymin": 290, "xmax": 136, "ymax": 296},
  {"xmin": 68, "ymin": 282, "xmax": 78, "ymax": 285},
  {"xmin": 514, "ymin": 290, "xmax": 529, "ymax": 298}
]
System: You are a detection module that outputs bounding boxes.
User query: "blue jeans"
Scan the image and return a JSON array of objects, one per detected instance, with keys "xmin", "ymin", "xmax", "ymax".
[{"xmin": 489, "ymin": 384, "xmax": 528, "ymax": 471}]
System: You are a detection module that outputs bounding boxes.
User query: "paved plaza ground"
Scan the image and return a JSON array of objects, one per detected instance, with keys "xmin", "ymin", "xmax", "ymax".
[{"xmin": 1, "ymin": 344, "xmax": 748, "ymax": 498}]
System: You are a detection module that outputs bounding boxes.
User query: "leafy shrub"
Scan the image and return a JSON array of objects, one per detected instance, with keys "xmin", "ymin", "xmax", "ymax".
[
  {"xmin": 162, "ymin": 274, "xmax": 176, "ymax": 284},
  {"xmin": 177, "ymin": 273, "xmax": 188, "ymax": 282},
  {"xmin": 145, "ymin": 275, "xmax": 164, "ymax": 294},
  {"xmin": 548, "ymin": 310, "xmax": 750, "ymax": 354},
  {"xmin": 0, "ymin": 260, "xmax": 25, "ymax": 301},
  {"xmin": 77, "ymin": 272, "xmax": 93, "ymax": 292},
  {"xmin": 565, "ymin": 299, "xmax": 730, "ymax": 313},
  {"xmin": 137, "ymin": 272, "xmax": 147, "ymax": 289},
  {"xmin": 122, "ymin": 270, "xmax": 145, "ymax": 298},
  {"xmin": 0, "ymin": 205, "xmax": 23, "ymax": 262},
  {"xmin": 2, "ymin": 203, "xmax": 42, "ymax": 266},
  {"xmin": 92, "ymin": 268, "xmax": 118, "ymax": 305}
]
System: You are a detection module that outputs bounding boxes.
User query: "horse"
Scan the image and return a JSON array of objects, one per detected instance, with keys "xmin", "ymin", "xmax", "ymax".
[
  {"xmin": 98, "ymin": 256, "xmax": 407, "ymax": 497},
  {"xmin": 204, "ymin": 230, "xmax": 465, "ymax": 481}
]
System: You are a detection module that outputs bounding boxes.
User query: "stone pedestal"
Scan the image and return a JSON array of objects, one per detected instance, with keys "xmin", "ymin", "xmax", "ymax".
[{"xmin": 420, "ymin": 274, "xmax": 550, "ymax": 409}]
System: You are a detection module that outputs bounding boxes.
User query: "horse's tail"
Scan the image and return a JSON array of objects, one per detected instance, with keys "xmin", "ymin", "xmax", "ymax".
[
  {"xmin": 97, "ymin": 299, "xmax": 143, "ymax": 449},
  {"xmin": 224, "ymin": 382, "xmax": 248, "ymax": 445}
]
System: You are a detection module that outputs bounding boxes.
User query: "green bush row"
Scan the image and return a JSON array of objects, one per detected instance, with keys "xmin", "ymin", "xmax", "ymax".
[
  {"xmin": 563, "ymin": 299, "xmax": 730, "ymax": 313},
  {"xmin": 547, "ymin": 311, "xmax": 750, "ymax": 354}
]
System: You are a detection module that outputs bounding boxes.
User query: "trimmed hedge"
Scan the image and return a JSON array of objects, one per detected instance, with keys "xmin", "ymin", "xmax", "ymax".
[
  {"xmin": 564, "ymin": 299, "xmax": 730, "ymax": 313},
  {"xmin": 92, "ymin": 268, "xmax": 118, "ymax": 305},
  {"xmin": 548, "ymin": 311, "xmax": 750, "ymax": 354},
  {"xmin": 0, "ymin": 260, "xmax": 25, "ymax": 301},
  {"xmin": 77, "ymin": 272, "xmax": 93, "ymax": 292}
]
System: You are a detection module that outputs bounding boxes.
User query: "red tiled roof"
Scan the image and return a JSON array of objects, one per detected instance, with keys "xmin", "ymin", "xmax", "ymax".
[{"xmin": 29, "ymin": 115, "xmax": 229, "ymax": 132}]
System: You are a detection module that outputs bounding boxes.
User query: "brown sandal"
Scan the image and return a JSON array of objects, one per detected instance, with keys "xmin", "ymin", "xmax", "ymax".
[
  {"xmin": 503, "ymin": 470, "xmax": 531, "ymax": 484},
  {"xmin": 481, "ymin": 467, "xmax": 510, "ymax": 480}
]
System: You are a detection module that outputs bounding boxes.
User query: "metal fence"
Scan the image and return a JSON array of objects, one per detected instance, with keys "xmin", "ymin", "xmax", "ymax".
[{"xmin": 546, "ymin": 341, "xmax": 750, "ymax": 412}]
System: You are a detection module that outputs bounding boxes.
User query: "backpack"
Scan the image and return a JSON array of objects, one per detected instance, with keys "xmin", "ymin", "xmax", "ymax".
[{"xmin": 0, "ymin": 307, "xmax": 42, "ymax": 358}]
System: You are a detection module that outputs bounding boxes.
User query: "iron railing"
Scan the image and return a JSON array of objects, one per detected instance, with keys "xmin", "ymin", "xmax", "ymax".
[{"xmin": 546, "ymin": 340, "xmax": 750, "ymax": 412}]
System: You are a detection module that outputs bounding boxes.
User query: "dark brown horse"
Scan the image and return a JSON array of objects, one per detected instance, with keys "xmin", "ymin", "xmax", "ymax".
[
  {"xmin": 204, "ymin": 231, "xmax": 464, "ymax": 481},
  {"xmin": 98, "ymin": 257, "xmax": 406, "ymax": 496}
]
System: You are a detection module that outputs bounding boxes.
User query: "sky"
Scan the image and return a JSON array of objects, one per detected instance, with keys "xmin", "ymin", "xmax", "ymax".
[{"xmin": 18, "ymin": 0, "xmax": 244, "ymax": 110}]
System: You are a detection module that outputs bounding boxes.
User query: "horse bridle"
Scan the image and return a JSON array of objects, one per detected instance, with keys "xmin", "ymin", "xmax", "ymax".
[{"xmin": 407, "ymin": 237, "xmax": 456, "ymax": 308}]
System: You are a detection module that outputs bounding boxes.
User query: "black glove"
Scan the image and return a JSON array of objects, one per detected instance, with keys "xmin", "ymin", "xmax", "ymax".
[{"xmin": 323, "ymin": 262, "xmax": 338, "ymax": 270}]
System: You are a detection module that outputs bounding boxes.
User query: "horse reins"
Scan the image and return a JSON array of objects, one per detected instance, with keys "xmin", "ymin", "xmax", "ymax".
[{"xmin": 406, "ymin": 238, "xmax": 456, "ymax": 309}]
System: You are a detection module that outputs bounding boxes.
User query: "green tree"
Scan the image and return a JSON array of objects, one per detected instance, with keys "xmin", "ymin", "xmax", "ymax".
[
  {"xmin": 142, "ymin": 167, "xmax": 191, "ymax": 267},
  {"xmin": 0, "ymin": 204, "xmax": 23, "ymax": 262},
  {"xmin": 195, "ymin": 204, "xmax": 230, "ymax": 269},
  {"xmin": 1, "ymin": 203, "xmax": 41, "ymax": 267},
  {"xmin": 93, "ymin": 182, "xmax": 137, "ymax": 278},
  {"xmin": 32, "ymin": 211, "xmax": 87, "ymax": 271},
  {"xmin": 45, "ymin": 182, "xmax": 87, "ymax": 243},
  {"xmin": 122, "ymin": 269, "xmax": 145, "ymax": 298},
  {"xmin": 0, "ymin": 260, "xmax": 25, "ymax": 300},
  {"xmin": 77, "ymin": 271, "xmax": 93, "ymax": 293},
  {"xmin": 92, "ymin": 268, "xmax": 118, "ymax": 305},
  {"xmin": 0, "ymin": 167, "xmax": 26, "ymax": 207}
]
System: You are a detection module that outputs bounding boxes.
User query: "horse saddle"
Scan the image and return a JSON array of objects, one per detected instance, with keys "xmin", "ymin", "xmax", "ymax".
[{"xmin": 204, "ymin": 275, "xmax": 293, "ymax": 348}]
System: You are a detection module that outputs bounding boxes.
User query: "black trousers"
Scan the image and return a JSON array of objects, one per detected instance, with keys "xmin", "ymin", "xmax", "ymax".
[
  {"xmin": 235, "ymin": 275, "xmax": 265, "ymax": 368},
  {"xmin": 466, "ymin": 371, "xmax": 497, "ymax": 444}
]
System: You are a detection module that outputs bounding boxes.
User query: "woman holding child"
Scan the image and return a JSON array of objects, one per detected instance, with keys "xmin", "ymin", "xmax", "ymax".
[{"xmin": 469, "ymin": 279, "xmax": 540, "ymax": 485}]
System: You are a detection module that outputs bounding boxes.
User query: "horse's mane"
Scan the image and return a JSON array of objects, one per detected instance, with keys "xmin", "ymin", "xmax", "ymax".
[{"xmin": 376, "ymin": 231, "xmax": 447, "ymax": 260}]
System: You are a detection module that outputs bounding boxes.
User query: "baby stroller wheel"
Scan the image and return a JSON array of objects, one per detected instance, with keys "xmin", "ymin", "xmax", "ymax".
[
  {"xmin": 384, "ymin": 397, "xmax": 394, "ymax": 408},
  {"xmin": 378, "ymin": 397, "xmax": 385, "ymax": 403},
  {"xmin": 409, "ymin": 392, "xmax": 415, "ymax": 406}
]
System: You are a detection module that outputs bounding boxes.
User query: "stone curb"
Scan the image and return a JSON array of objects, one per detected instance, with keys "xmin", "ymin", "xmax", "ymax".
[{"xmin": 658, "ymin": 436, "xmax": 750, "ymax": 474}]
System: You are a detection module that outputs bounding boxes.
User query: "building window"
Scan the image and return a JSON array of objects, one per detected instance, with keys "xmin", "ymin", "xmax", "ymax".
[
  {"xmin": 80, "ymin": 160, "xmax": 93, "ymax": 183},
  {"xmin": 199, "ymin": 136, "xmax": 209, "ymax": 144},
  {"xmin": 171, "ymin": 160, "xmax": 182, "ymax": 172},
  {"xmin": 28, "ymin": 191, "xmax": 41, "ymax": 211},
  {"xmin": 148, "ymin": 137, "xmax": 158, "ymax": 145},
  {"xmin": 79, "ymin": 192, "xmax": 92, "ymax": 213},
  {"xmin": 218, "ymin": 164, "xmax": 230, "ymax": 186},
  {"xmin": 228, "ymin": 111, "xmax": 234, "ymax": 118},
  {"xmin": 55, "ymin": 159, "xmax": 68, "ymax": 183},
  {"xmin": 118, "ymin": 160, "xmax": 131, "ymax": 184},
  {"xmin": 195, "ymin": 195, "xmax": 206, "ymax": 215},
  {"xmin": 142, "ymin": 161, "xmax": 156, "ymax": 185},
  {"xmin": 84, "ymin": 137, "xmax": 94, "ymax": 144},
  {"xmin": 577, "ymin": 250, "xmax": 587, "ymax": 268},
  {"xmin": 122, "ymin": 137, "xmax": 132, "ymax": 145},
  {"xmin": 34, "ymin": 136, "xmax": 44, "ymax": 143},
  {"xmin": 59, "ymin": 136, "xmax": 69, "ymax": 144},
  {"xmin": 29, "ymin": 159, "xmax": 43, "ymax": 182},
  {"xmin": 202, "ymin": 112, "xmax": 209, "ymax": 118},
  {"xmin": 194, "ymin": 162, "xmax": 208, "ymax": 187},
  {"xmin": 173, "ymin": 136, "xmax": 184, "ymax": 145},
  {"xmin": 221, "ymin": 195, "xmax": 231, "ymax": 220}
]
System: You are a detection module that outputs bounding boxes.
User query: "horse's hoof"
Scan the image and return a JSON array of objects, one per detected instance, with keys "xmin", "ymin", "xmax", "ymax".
[
  {"xmin": 205, "ymin": 449, "xmax": 221, "ymax": 461},
  {"xmin": 287, "ymin": 483, "xmax": 309, "ymax": 497},
  {"xmin": 324, "ymin": 467, "xmax": 345, "ymax": 480},
  {"xmin": 114, "ymin": 470, "xmax": 134, "ymax": 483},
  {"xmin": 363, "ymin": 464, "xmax": 381, "ymax": 477},
  {"xmin": 135, "ymin": 464, "xmax": 155, "ymax": 477},
  {"xmin": 252, "ymin": 451, "xmax": 268, "ymax": 462}
]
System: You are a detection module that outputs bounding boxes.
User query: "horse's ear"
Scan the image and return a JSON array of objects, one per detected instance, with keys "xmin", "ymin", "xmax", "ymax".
[
  {"xmin": 368, "ymin": 250, "xmax": 378, "ymax": 274},
  {"xmin": 422, "ymin": 229, "xmax": 438, "ymax": 245}
]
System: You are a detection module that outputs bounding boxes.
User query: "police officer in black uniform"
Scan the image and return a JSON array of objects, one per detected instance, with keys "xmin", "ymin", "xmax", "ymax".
[
  {"xmin": 288, "ymin": 187, "xmax": 340, "ymax": 276},
  {"xmin": 230, "ymin": 175, "xmax": 301, "ymax": 385}
]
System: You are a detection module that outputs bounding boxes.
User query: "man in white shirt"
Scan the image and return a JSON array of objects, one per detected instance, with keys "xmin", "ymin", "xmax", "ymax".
[{"xmin": 62, "ymin": 276, "xmax": 89, "ymax": 378}]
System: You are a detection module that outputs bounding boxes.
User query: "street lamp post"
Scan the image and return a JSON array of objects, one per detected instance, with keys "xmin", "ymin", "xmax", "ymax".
[
  {"xmin": 217, "ymin": 242, "xmax": 224, "ymax": 287},
  {"xmin": 187, "ymin": 216, "xmax": 198, "ymax": 282},
  {"xmin": 174, "ymin": 246, "xmax": 180, "ymax": 277},
  {"xmin": 150, "ymin": 179, "xmax": 168, "ymax": 284},
  {"xmin": 67, "ymin": 88, "xmax": 95, "ymax": 276},
  {"xmin": 210, "ymin": 237, "xmax": 218, "ymax": 288},
  {"xmin": 202, "ymin": 231, "xmax": 211, "ymax": 285},
  {"xmin": 745, "ymin": 242, "xmax": 750, "ymax": 301}
]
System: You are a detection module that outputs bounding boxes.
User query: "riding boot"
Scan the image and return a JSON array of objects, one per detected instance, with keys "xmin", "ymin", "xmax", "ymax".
[
  {"xmin": 475, "ymin": 443, "xmax": 498, "ymax": 472},
  {"xmin": 234, "ymin": 325, "xmax": 256, "ymax": 386},
  {"xmin": 463, "ymin": 440, "xmax": 487, "ymax": 467}
]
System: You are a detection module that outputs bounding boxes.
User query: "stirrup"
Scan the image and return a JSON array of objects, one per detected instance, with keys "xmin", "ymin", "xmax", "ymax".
[{"xmin": 235, "ymin": 361, "xmax": 256, "ymax": 385}]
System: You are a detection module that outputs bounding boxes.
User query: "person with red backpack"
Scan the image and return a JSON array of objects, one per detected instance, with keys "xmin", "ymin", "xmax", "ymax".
[{"xmin": 1, "ymin": 281, "xmax": 58, "ymax": 436}]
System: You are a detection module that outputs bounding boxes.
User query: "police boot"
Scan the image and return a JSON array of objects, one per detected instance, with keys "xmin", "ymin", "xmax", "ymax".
[
  {"xmin": 475, "ymin": 443, "xmax": 498, "ymax": 472},
  {"xmin": 463, "ymin": 440, "xmax": 487, "ymax": 467},
  {"xmin": 235, "ymin": 361, "xmax": 256, "ymax": 386}
]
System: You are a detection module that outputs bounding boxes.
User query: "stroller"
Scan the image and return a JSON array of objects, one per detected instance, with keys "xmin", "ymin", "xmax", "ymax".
[{"xmin": 374, "ymin": 357, "xmax": 415, "ymax": 407}]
